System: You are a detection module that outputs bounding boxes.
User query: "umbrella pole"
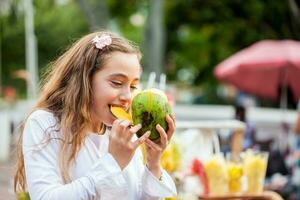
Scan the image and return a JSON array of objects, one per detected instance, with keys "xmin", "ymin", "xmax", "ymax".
[
  {"xmin": 280, "ymin": 66, "xmax": 288, "ymax": 123},
  {"xmin": 278, "ymin": 84, "xmax": 290, "ymax": 153},
  {"xmin": 280, "ymin": 84, "xmax": 287, "ymax": 110},
  {"xmin": 280, "ymin": 84, "xmax": 288, "ymax": 123}
]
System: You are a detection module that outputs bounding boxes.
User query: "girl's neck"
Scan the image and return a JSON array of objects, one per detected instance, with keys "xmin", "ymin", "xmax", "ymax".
[
  {"xmin": 89, "ymin": 121, "xmax": 105, "ymax": 135},
  {"xmin": 89, "ymin": 111, "xmax": 105, "ymax": 135}
]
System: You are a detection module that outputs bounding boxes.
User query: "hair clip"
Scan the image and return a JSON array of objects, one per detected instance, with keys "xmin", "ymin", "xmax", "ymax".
[{"xmin": 92, "ymin": 34, "xmax": 112, "ymax": 49}]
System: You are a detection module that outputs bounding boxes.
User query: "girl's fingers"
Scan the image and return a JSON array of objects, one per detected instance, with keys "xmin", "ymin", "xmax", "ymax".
[
  {"xmin": 111, "ymin": 119, "xmax": 132, "ymax": 138},
  {"xmin": 156, "ymin": 124, "xmax": 168, "ymax": 148},
  {"xmin": 111, "ymin": 119, "xmax": 122, "ymax": 135},
  {"xmin": 166, "ymin": 115, "xmax": 175, "ymax": 141},
  {"xmin": 170, "ymin": 114, "xmax": 176, "ymax": 122},
  {"xmin": 117, "ymin": 120, "xmax": 132, "ymax": 136},
  {"xmin": 132, "ymin": 131, "xmax": 150, "ymax": 149},
  {"xmin": 126, "ymin": 124, "xmax": 142, "ymax": 140},
  {"xmin": 119, "ymin": 120, "xmax": 132, "ymax": 130},
  {"xmin": 128, "ymin": 124, "xmax": 142, "ymax": 135},
  {"xmin": 144, "ymin": 138, "xmax": 161, "ymax": 151}
]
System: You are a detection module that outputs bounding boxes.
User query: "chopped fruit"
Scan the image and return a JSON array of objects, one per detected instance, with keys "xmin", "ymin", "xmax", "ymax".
[
  {"xmin": 204, "ymin": 155, "xmax": 228, "ymax": 195},
  {"xmin": 242, "ymin": 150, "xmax": 268, "ymax": 194},
  {"xmin": 227, "ymin": 162, "xmax": 243, "ymax": 193}
]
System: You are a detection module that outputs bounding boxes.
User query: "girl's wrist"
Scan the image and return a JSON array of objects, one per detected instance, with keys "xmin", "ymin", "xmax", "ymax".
[
  {"xmin": 147, "ymin": 162, "xmax": 160, "ymax": 170},
  {"xmin": 146, "ymin": 163, "xmax": 162, "ymax": 180}
]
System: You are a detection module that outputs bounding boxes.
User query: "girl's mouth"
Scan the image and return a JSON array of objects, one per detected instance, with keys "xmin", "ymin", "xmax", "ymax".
[{"xmin": 109, "ymin": 105, "xmax": 132, "ymax": 121}]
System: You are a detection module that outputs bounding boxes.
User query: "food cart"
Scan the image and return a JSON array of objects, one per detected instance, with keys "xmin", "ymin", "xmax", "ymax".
[{"xmin": 171, "ymin": 120, "xmax": 280, "ymax": 200}]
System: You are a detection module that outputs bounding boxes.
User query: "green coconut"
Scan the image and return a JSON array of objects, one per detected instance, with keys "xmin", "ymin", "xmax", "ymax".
[{"xmin": 131, "ymin": 88, "xmax": 172, "ymax": 141}]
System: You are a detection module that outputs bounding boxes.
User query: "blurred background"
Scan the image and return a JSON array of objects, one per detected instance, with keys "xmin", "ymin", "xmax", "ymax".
[{"xmin": 1, "ymin": 0, "xmax": 300, "ymax": 199}]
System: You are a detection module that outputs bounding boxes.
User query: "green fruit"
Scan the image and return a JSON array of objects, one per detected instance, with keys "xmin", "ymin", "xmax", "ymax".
[
  {"xmin": 131, "ymin": 88, "xmax": 172, "ymax": 141},
  {"xmin": 17, "ymin": 192, "xmax": 30, "ymax": 200}
]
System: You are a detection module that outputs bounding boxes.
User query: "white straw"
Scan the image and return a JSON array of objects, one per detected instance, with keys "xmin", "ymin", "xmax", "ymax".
[
  {"xmin": 147, "ymin": 72, "xmax": 156, "ymax": 89},
  {"xmin": 159, "ymin": 73, "xmax": 166, "ymax": 91}
]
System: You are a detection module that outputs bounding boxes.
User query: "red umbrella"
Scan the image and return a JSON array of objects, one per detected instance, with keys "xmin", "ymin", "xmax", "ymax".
[{"xmin": 214, "ymin": 40, "xmax": 300, "ymax": 104}]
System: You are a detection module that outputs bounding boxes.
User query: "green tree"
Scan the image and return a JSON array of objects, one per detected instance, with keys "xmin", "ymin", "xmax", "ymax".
[
  {"xmin": 1, "ymin": 0, "xmax": 89, "ymax": 97},
  {"xmin": 164, "ymin": 0, "xmax": 299, "ymax": 104}
]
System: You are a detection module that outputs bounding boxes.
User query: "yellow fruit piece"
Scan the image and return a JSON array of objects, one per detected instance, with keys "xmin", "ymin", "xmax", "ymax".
[
  {"xmin": 227, "ymin": 163, "xmax": 243, "ymax": 180},
  {"xmin": 242, "ymin": 150, "xmax": 268, "ymax": 194},
  {"xmin": 204, "ymin": 155, "xmax": 228, "ymax": 195},
  {"xmin": 17, "ymin": 192, "xmax": 30, "ymax": 200},
  {"xmin": 229, "ymin": 179, "xmax": 242, "ymax": 193},
  {"xmin": 141, "ymin": 141, "xmax": 181, "ymax": 173},
  {"xmin": 205, "ymin": 156, "xmax": 227, "ymax": 178},
  {"xmin": 110, "ymin": 106, "xmax": 132, "ymax": 121},
  {"xmin": 160, "ymin": 142, "xmax": 181, "ymax": 172},
  {"xmin": 227, "ymin": 163, "xmax": 243, "ymax": 193},
  {"xmin": 140, "ymin": 144, "xmax": 147, "ymax": 164}
]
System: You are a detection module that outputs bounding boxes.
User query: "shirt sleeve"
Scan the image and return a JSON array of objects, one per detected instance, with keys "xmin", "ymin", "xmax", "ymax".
[
  {"xmin": 135, "ymin": 148, "xmax": 177, "ymax": 199},
  {"xmin": 23, "ymin": 111, "xmax": 127, "ymax": 200}
]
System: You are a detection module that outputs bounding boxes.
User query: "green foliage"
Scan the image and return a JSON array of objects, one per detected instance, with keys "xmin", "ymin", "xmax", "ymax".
[
  {"xmin": 35, "ymin": 0, "xmax": 88, "ymax": 72},
  {"xmin": 107, "ymin": 0, "xmax": 146, "ymax": 48},
  {"xmin": 1, "ymin": 0, "xmax": 88, "ymax": 97},
  {"xmin": 164, "ymin": 0, "xmax": 298, "ymax": 104},
  {"xmin": 1, "ymin": 0, "xmax": 298, "ymax": 104},
  {"xmin": 1, "ymin": 0, "xmax": 27, "ymax": 96}
]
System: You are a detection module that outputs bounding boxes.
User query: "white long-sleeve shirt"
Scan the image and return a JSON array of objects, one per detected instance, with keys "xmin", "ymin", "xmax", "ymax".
[{"xmin": 23, "ymin": 110, "xmax": 177, "ymax": 200}]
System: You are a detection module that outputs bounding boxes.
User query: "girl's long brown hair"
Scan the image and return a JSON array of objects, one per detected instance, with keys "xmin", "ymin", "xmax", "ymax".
[{"xmin": 14, "ymin": 31, "xmax": 141, "ymax": 193}]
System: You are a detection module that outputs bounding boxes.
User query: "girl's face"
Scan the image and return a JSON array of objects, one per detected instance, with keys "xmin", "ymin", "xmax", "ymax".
[{"xmin": 91, "ymin": 51, "xmax": 141, "ymax": 126}]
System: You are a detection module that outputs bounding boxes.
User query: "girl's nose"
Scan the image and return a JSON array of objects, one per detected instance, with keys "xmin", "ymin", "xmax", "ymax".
[{"xmin": 119, "ymin": 87, "xmax": 132, "ymax": 102}]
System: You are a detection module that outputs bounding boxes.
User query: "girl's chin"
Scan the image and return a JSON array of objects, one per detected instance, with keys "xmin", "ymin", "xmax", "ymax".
[
  {"xmin": 102, "ymin": 115, "xmax": 117, "ymax": 127},
  {"xmin": 103, "ymin": 121, "xmax": 113, "ymax": 127}
]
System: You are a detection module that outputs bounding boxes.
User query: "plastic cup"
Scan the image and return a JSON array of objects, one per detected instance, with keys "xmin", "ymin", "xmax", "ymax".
[
  {"xmin": 204, "ymin": 154, "xmax": 228, "ymax": 196},
  {"xmin": 226, "ymin": 152, "xmax": 244, "ymax": 194},
  {"xmin": 242, "ymin": 150, "xmax": 268, "ymax": 194}
]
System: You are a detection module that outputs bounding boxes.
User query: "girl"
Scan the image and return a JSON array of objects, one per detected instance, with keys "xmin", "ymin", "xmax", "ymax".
[{"xmin": 14, "ymin": 31, "xmax": 177, "ymax": 200}]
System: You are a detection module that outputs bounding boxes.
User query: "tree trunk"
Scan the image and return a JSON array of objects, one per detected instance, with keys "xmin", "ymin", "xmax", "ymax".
[
  {"xmin": 143, "ymin": 0, "xmax": 165, "ymax": 78},
  {"xmin": 75, "ymin": 0, "xmax": 109, "ymax": 31},
  {"xmin": 288, "ymin": 0, "xmax": 300, "ymax": 39}
]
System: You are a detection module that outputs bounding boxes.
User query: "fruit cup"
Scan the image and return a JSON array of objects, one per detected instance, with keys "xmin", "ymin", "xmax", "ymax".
[
  {"xmin": 226, "ymin": 153, "xmax": 244, "ymax": 194},
  {"xmin": 242, "ymin": 150, "xmax": 268, "ymax": 194},
  {"xmin": 204, "ymin": 154, "xmax": 228, "ymax": 196}
]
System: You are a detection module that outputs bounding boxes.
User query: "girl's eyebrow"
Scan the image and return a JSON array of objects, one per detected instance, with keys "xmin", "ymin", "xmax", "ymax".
[{"xmin": 108, "ymin": 73, "xmax": 140, "ymax": 81}]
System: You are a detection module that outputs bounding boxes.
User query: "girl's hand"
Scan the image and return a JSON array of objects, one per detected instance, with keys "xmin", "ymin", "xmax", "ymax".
[
  {"xmin": 109, "ymin": 119, "xmax": 150, "ymax": 169},
  {"xmin": 144, "ymin": 114, "xmax": 175, "ymax": 178}
]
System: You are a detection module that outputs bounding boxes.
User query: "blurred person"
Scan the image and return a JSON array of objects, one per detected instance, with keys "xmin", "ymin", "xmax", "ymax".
[
  {"xmin": 3, "ymin": 86, "xmax": 17, "ymax": 105},
  {"xmin": 14, "ymin": 31, "xmax": 177, "ymax": 200},
  {"xmin": 285, "ymin": 100, "xmax": 300, "ymax": 199},
  {"xmin": 268, "ymin": 100, "xmax": 300, "ymax": 200},
  {"xmin": 217, "ymin": 104, "xmax": 256, "ymax": 153},
  {"xmin": 3, "ymin": 86, "xmax": 18, "ymax": 133},
  {"xmin": 234, "ymin": 104, "xmax": 256, "ymax": 150},
  {"xmin": 234, "ymin": 103, "xmax": 289, "ymax": 179}
]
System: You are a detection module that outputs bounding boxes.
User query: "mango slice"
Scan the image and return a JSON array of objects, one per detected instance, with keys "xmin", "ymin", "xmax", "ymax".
[{"xmin": 110, "ymin": 106, "xmax": 132, "ymax": 121}]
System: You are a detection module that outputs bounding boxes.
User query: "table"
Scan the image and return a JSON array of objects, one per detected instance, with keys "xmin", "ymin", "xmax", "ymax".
[{"xmin": 199, "ymin": 195, "xmax": 272, "ymax": 200}]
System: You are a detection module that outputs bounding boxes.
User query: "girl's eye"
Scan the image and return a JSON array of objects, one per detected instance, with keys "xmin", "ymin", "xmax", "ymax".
[
  {"xmin": 111, "ymin": 80, "xmax": 138, "ymax": 90},
  {"xmin": 111, "ymin": 81, "xmax": 122, "ymax": 86},
  {"xmin": 130, "ymin": 85, "xmax": 138, "ymax": 90}
]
